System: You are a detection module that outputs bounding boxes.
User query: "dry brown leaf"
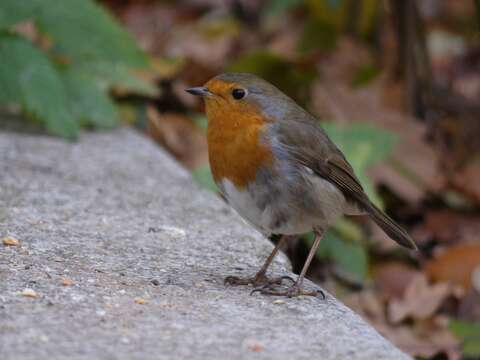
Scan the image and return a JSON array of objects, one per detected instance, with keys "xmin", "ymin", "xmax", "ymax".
[
  {"xmin": 147, "ymin": 106, "xmax": 208, "ymax": 169},
  {"xmin": 267, "ymin": 19, "xmax": 305, "ymax": 61},
  {"xmin": 423, "ymin": 210, "xmax": 480, "ymax": 244},
  {"xmin": 165, "ymin": 21, "xmax": 237, "ymax": 70},
  {"xmin": 451, "ymin": 164, "xmax": 480, "ymax": 204},
  {"xmin": 458, "ymin": 288, "xmax": 480, "ymax": 321},
  {"xmin": 376, "ymin": 319, "xmax": 460, "ymax": 360},
  {"xmin": 388, "ymin": 273, "xmax": 452, "ymax": 323},
  {"xmin": 2, "ymin": 236, "xmax": 20, "ymax": 246},
  {"xmin": 311, "ymin": 78, "xmax": 444, "ymax": 204},
  {"xmin": 426, "ymin": 243, "xmax": 480, "ymax": 291},
  {"xmin": 373, "ymin": 262, "xmax": 420, "ymax": 300},
  {"xmin": 343, "ymin": 290, "xmax": 385, "ymax": 322},
  {"xmin": 346, "ymin": 288, "xmax": 460, "ymax": 359}
]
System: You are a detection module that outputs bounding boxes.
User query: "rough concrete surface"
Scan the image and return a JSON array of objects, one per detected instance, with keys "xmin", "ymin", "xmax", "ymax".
[{"xmin": 0, "ymin": 128, "xmax": 410, "ymax": 360}]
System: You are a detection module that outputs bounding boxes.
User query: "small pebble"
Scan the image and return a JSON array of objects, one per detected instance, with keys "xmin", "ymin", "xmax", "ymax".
[
  {"xmin": 134, "ymin": 297, "xmax": 146, "ymax": 305},
  {"xmin": 150, "ymin": 279, "xmax": 160, "ymax": 286},
  {"xmin": 248, "ymin": 343, "xmax": 264, "ymax": 352},
  {"xmin": 2, "ymin": 236, "xmax": 20, "ymax": 246},
  {"xmin": 21, "ymin": 288, "xmax": 37, "ymax": 298},
  {"xmin": 60, "ymin": 277, "xmax": 74, "ymax": 286},
  {"xmin": 273, "ymin": 299, "xmax": 285, "ymax": 305}
]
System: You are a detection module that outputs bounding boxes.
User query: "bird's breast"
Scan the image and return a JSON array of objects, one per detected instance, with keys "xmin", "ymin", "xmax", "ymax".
[{"xmin": 206, "ymin": 112, "xmax": 273, "ymax": 189}]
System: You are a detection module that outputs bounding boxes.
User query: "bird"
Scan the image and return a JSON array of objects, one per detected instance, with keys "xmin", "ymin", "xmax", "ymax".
[{"xmin": 186, "ymin": 72, "xmax": 417, "ymax": 298}]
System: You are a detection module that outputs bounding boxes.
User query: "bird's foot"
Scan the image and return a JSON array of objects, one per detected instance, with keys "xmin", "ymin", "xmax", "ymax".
[
  {"xmin": 224, "ymin": 272, "xmax": 295, "ymax": 288},
  {"xmin": 251, "ymin": 282, "xmax": 325, "ymax": 299}
]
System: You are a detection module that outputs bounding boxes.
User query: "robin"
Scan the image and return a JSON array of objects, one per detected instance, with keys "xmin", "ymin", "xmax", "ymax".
[{"xmin": 186, "ymin": 73, "xmax": 417, "ymax": 298}]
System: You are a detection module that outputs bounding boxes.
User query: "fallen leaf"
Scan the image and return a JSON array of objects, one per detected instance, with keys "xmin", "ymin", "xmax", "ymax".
[
  {"xmin": 426, "ymin": 243, "xmax": 480, "ymax": 291},
  {"xmin": 2, "ymin": 236, "xmax": 20, "ymax": 246},
  {"xmin": 458, "ymin": 288, "xmax": 480, "ymax": 322},
  {"xmin": 343, "ymin": 290, "xmax": 385, "ymax": 322},
  {"xmin": 423, "ymin": 210, "xmax": 480, "ymax": 244},
  {"xmin": 147, "ymin": 106, "xmax": 208, "ymax": 169},
  {"xmin": 311, "ymin": 78, "xmax": 444, "ymax": 204},
  {"xmin": 451, "ymin": 164, "xmax": 480, "ymax": 204},
  {"xmin": 21, "ymin": 288, "xmax": 37, "ymax": 298},
  {"xmin": 165, "ymin": 18, "xmax": 238, "ymax": 70},
  {"xmin": 377, "ymin": 319, "xmax": 460, "ymax": 360},
  {"xmin": 388, "ymin": 274, "xmax": 452, "ymax": 323},
  {"xmin": 373, "ymin": 262, "xmax": 419, "ymax": 300}
]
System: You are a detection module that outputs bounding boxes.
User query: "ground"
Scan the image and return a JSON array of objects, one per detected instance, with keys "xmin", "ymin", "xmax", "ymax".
[{"xmin": 0, "ymin": 127, "xmax": 409, "ymax": 359}]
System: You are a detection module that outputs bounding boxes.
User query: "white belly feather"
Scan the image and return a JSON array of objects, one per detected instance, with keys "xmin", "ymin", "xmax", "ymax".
[{"xmin": 220, "ymin": 174, "xmax": 350, "ymax": 235}]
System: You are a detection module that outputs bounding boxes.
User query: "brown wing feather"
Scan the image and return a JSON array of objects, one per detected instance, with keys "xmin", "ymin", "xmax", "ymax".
[
  {"xmin": 274, "ymin": 111, "xmax": 417, "ymax": 250},
  {"xmin": 316, "ymin": 157, "xmax": 417, "ymax": 250}
]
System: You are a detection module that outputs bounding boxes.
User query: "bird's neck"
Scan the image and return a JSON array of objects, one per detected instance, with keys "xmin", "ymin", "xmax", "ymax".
[{"xmin": 206, "ymin": 107, "xmax": 273, "ymax": 189}]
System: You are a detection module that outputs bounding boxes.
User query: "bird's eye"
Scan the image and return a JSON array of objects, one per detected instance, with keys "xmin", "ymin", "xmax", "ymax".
[{"xmin": 232, "ymin": 88, "xmax": 246, "ymax": 100}]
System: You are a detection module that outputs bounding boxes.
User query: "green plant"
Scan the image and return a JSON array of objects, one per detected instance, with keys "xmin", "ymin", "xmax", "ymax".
[
  {"xmin": 449, "ymin": 320, "xmax": 480, "ymax": 357},
  {"xmin": 0, "ymin": 0, "xmax": 156, "ymax": 138}
]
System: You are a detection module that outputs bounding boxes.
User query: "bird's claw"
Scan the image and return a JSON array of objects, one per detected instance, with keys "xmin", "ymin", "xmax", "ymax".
[
  {"xmin": 250, "ymin": 283, "xmax": 326, "ymax": 299},
  {"xmin": 224, "ymin": 274, "xmax": 295, "ymax": 288}
]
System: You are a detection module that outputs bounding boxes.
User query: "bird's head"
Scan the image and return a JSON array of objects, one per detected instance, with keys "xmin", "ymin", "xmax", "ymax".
[{"xmin": 186, "ymin": 72, "xmax": 293, "ymax": 125}]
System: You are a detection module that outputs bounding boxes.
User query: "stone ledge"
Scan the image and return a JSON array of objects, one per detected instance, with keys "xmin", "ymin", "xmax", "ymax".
[{"xmin": 0, "ymin": 128, "xmax": 410, "ymax": 360}]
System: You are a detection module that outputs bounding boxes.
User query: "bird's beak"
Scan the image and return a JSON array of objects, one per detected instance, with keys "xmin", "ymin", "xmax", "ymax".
[{"xmin": 185, "ymin": 87, "xmax": 211, "ymax": 97}]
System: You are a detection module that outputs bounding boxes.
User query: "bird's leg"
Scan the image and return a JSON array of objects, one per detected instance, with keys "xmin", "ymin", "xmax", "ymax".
[
  {"xmin": 253, "ymin": 228, "xmax": 325, "ymax": 298},
  {"xmin": 224, "ymin": 235, "xmax": 294, "ymax": 287}
]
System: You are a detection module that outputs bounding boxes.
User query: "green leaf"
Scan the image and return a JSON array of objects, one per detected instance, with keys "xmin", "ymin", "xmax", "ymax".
[
  {"xmin": 0, "ymin": 34, "xmax": 78, "ymax": 138},
  {"xmin": 266, "ymin": 0, "xmax": 305, "ymax": 15},
  {"xmin": 449, "ymin": 320, "xmax": 480, "ymax": 357},
  {"xmin": 1, "ymin": 0, "xmax": 147, "ymax": 66},
  {"xmin": 351, "ymin": 64, "xmax": 381, "ymax": 88},
  {"xmin": 304, "ymin": 229, "xmax": 368, "ymax": 282},
  {"xmin": 77, "ymin": 62, "xmax": 158, "ymax": 96},
  {"xmin": 34, "ymin": 0, "xmax": 147, "ymax": 67},
  {"xmin": 61, "ymin": 67, "xmax": 117, "ymax": 129},
  {"xmin": 322, "ymin": 122, "xmax": 396, "ymax": 207},
  {"xmin": 192, "ymin": 165, "xmax": 217, "ymax": 192},
  {"xmin": 329, "ymin": 233, "xmax": 368, "ymax": 281},
  {"xmin": 0, "ymin": 0, "xmax": 41, "ymax": 30}
]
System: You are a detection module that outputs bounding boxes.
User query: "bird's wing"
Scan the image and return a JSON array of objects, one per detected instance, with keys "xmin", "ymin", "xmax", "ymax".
[
  {"xmin": 273, "ymin": 113, "xmax": 368, "ymax": 206},
  {"xmin": 314, "ymin": 154, "xmax": 369, "ymax": 206},
  {"xmin": 274, "ymin": 112, "xmax": 417, "ymax": 250}
]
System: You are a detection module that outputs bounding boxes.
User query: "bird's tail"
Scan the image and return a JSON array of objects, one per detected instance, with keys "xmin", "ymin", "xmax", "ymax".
[{"xmin": 366, "ymin": 202, "xmax": 418, "ymax": 250}]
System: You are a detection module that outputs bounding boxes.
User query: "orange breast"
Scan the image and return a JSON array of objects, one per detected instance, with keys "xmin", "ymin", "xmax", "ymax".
[{"xmin": 206, "ymin": 104, "xmax": 273, "ymax": 189}]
